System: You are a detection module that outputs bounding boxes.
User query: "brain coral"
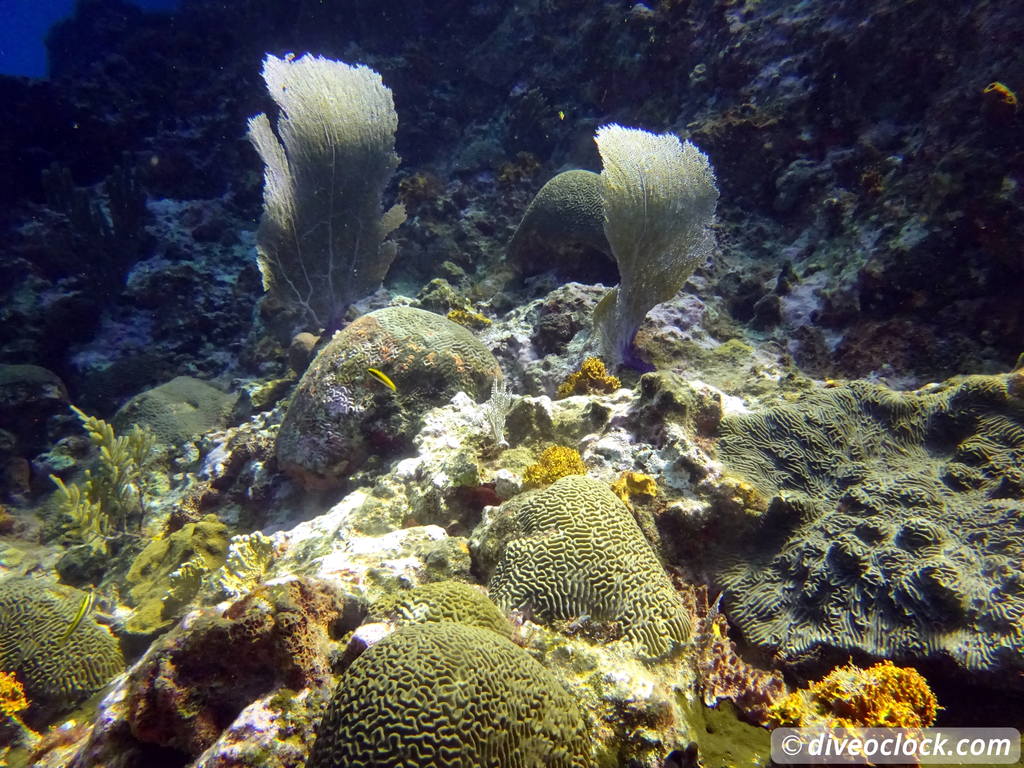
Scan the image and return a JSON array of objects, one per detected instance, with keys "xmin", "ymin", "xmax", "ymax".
[
  {"xmin": 113, "ymin": 375, "xmax": 236, "ymax": 446},
  {"xmin": 506, "ymin": 169, "xmax": 609, "ymax": 273},
  {"xmin": 277, "ymin": 306, "xmax": 500, "ymax": 488},
  {"xmin": 715, "ymin": 374, "xmax": 1024, "ymax": 682},
  {"xmin": 307, "ymin": 621, "xmax": 592, "ymax": 768},
  {"xmin": 485, "ymin": 475, "xmax": 690, "ymax": 658},
  {"xmin": 379, "ymin": 580, "xmax": 514, "ymax": 638},
  {"xmin": 0, "ymin": 576, "xmax": 124, "ymax": 710}
]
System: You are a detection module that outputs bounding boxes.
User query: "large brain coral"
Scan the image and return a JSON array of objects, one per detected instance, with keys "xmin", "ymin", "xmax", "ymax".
[
  {"xmin": 378, "ymin": 580, "xmax": 514, "ymax": 638},
  {"xmin": 307, "ymin": 621, "xmax": 592, "ymax": 768},
  {"xmin": 277, "ymin": 306, "xmax": 500, "ymax": 488},
  {"xmin": 0, "ymin": 576, "xmax": 124, "ymax": 711},
  {"xmin": 482, "ymin": 474, "xmax": 690, "ymax": 658},
  {"xmin": 715, "ymin": 374, "xmax": 1024, "ymax": 683}
]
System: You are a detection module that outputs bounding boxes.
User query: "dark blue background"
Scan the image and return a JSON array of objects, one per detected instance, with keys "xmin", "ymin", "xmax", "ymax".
[{"xmin": 0, "ymin": 0, "xmax": 180, "ymax": 77}]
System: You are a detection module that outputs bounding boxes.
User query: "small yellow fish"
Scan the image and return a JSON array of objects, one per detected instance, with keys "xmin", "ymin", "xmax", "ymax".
[
  {"xmin": 367, "ymin": 367, "xmax": 397, "ymax": 392},
  {"xmin": 59, "ymin": 589, "xmax": 94, "ymax": 645},
  {"xmin": 558, "ymin": 110, "xmax": 565, "ymax": 120}
]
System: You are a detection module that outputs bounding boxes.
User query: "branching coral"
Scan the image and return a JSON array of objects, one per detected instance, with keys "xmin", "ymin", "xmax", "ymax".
[{"xmin": 50, "ymin": 406, "xmax": 160, "ymax": 554}]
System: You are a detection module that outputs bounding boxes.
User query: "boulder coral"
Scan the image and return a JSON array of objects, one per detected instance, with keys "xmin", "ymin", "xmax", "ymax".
[
  {"xmin": 276, "ymin": 306, "xmax": 500, "ymax": 488},
  {"xmin": 307, "ymin": 621, "xmax": 593, "ymax": 768},
  {"xmin": 373, "ymin": 580, "xmax": 514, "ymax": 638}
]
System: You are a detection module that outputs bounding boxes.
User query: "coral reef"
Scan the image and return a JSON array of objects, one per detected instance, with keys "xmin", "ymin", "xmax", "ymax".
[
  {"xmin": 715, "ymin": 374, "xmax": 1024, "ymax": 682},
  {"xmin": 478, "ymin": 474, "xmax": 691, "ymax": 659},
  {"xmin": 307, "ymin": 621, "xmax": 593, "ymax": 768},
  {"xmin": 768, "ymin": 660, "xmax": 939, "ymax": 729},
  {"xmin": 276, "ymin": 306, "xmax": 500, "ymax": 488},
  {"xmin": 0, "ymin": 576, "xmax": 123, "ymax": 715}
]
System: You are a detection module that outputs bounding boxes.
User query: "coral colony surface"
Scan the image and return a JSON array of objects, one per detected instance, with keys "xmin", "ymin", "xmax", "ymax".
[{"xmin": 0, "ymin": 1, "xmax": 1022, "ymax": 767}]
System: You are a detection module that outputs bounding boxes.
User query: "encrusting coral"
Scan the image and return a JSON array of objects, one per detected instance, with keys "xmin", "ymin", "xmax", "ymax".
[
  {"xmin": 307, "ymin": 622, "xmax": 593, "ymax": 768},
  {"xmin": 556, "ymin": 356, "xmax": 621, "ymax": 398},
  {"xmin": 767, "ymin": 660, "xmax": 939, "ymax": 729},
  {"xmin": 715, "ymin": 374, "xmax": 1024, "ymax": 682},
  {"xmin": 609, "ymin": 471, "xmax": 658, "ymax": 510},
  {"xmin": 522, "ymin": 445, "xmax": 588, "ymax": 488}
]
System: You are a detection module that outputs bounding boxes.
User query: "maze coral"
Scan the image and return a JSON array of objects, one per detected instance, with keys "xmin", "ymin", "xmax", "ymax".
[{"xmin": 307, "ymin": 622, "xmax": 593, "ymax": 768}]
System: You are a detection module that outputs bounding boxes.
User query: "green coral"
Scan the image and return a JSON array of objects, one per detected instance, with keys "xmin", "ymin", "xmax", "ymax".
[
  {"xmin": 307, "ymin": 622, "xmax": 592, "ymax": 768},
  {"xmin": 124, "ymin": 515, "xmax": 230, "ymax": 634},
  {"xmin": 486, "ymin": 474, "xmax": 690, "ymax": 659},
  {"xmin": 50, "ymin": 405, "xmax": 160, "ymax": 555},
  {"xmin": 715, "ymin": 374, "xmax": 1024, "ymax": 678},
  {"xmin": 0, "ymin": 576, "xmax": 124, "ymax": 710},
  {"xmin": 374, "ymin": 580, "xmax": 513, "ymax": 638}
]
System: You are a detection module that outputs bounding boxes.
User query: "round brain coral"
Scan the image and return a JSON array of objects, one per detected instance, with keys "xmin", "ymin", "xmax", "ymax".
[
  {"xmin": 381, "ymin": 580, "xmax": 514, "ymax": 638},
  {"xmin": 307, "ymin": 621, "xmax": 593, "ymax": 768},
  {"xmin": 0, "ymin": 576, "xmax": 124, "ymax": 711},
  {"xmin": 276, "ymin": 306, "xmax": 500, "ymax": 488},
  {"xmin": 486, "ymin": 474, "xmax": 690, "ymax": 659}
]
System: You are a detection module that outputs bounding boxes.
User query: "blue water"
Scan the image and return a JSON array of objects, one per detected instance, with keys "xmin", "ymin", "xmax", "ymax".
[{"xmin": 0, "ymin": 0, "xmax": 180, "ymax": 77}]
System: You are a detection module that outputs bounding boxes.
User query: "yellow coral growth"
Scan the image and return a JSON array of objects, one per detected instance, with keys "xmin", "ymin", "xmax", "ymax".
[
  {"xmin": 768, "ymin": 660, "xmax": 939, "ymax": 729},
  {"xmin": 984, "ymin": 81, "xmax": 1019, "ymax": 108},
  {"xmin": 447, "ymin": 308, "xmax": 492, "ymax": 329},
  {"xmin": 0, "ymin": 670, "xmax": 28, "ymax": 719},
  {"xmin": 556, "ymin": 357, "xmax": 621, "ymax": 399},
  {"xmin": 523, "ymin": 445, "xmax": 587, "ymax": 488},
  {"xmin": 610, "ymin": 471, "xmax": 658, "ymax": 509}
]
